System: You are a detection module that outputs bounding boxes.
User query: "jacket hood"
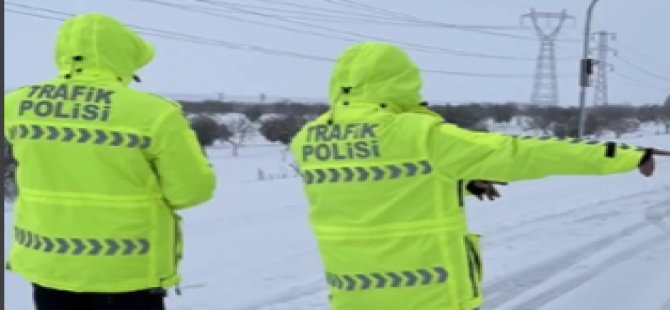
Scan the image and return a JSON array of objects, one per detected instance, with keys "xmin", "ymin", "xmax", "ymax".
[
  {"xmin": 329, "ymin": 42, "xmax": 424, "ymax": 113},
  {"xmin": 55, "ymin": 14, "xmax": 155, "ymax": 84}
]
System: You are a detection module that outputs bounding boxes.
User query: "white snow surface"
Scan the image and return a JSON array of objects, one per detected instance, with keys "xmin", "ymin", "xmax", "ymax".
[{"xmin": 4, "ymin": 134, "xmax": 670, "ymax": 310}]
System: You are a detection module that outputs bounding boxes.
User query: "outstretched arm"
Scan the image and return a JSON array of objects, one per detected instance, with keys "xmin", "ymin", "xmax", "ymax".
[{"xmin": 429, "ymin": 123, "xmax": 651, "ymax": 182}]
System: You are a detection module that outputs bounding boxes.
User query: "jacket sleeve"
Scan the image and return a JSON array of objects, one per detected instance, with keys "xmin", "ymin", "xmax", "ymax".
[
  {"xmin": 428, "ymin": 123, "xmax": 646, "ymax": 182},
  {"xmin": 149, "ymin": 107, "xmax": 217, "ymax": 209}
]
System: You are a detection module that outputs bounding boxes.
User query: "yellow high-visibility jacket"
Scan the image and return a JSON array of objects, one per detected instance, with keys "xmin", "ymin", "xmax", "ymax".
[
  {"xmin": 4, "ymin": 14, "xmax": 216, "ymax": 293},
  {"xmin": 290, "ymin": 42, "xmax": 645, "ymax": 310}
]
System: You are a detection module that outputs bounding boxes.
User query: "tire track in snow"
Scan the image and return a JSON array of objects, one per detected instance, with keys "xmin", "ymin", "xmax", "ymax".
[
  {"xmin": 483, "ymin": 189, "xmax": 664, "ymax": 246},
  {"xmin": 484, "ymin": 199, "xmax": 670, "ymax": 310},
  {"xmin": 482, "ymin": 221, "xmax": 649, "ymax": 309},
  {"xmin": 489, "ymin": 230, "xmax": 667, "ymax": 310}
]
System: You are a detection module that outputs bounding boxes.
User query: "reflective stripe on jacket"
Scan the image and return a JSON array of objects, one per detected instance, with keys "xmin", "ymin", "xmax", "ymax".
[
  {"xmin": 4, "ymin": 14, "xmax": 216, "ymax": 292},
  {"xmin": 290, "ymin": 43, "xmax": 644, "ymax": 310}
]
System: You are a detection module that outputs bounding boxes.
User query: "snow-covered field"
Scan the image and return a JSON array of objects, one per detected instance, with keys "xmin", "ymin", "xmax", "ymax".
[{"xmin": 4, "ymin": 134, "xmax": 670, "ymax": 310}]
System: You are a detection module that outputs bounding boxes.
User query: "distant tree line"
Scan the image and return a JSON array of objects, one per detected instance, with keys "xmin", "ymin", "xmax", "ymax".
[
  {"xmin": 188, "ymin": 112, "xmax": 307, "ymax": 150},
  {"xmin": 432, "ymin": 104, "xmax": 670, "ymax": 137},
  {"xmin": 183, "ymin": 100, "xmax": 670, "ymax": 147},
  {"xmin": 180, "ymin": 100, "xmax": 327, "ymax": 122},
  {"xmin": 5, "ymin": 100, "xmax": 669, "ymax": 199},
  {"xmin": 428, "ymin": 103, "xmax": 669, "ymax": 137}
]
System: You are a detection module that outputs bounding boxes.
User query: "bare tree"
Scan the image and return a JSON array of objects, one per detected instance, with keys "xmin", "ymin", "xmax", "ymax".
[
  {"xmin": 259, "ymin": 114, "xmax": 306, "ymax": 145},
  {"xmin": 609, "ymin": 118, "xmax": 640, "ymax": 138},
  {"xmin": 219, "ymin": 113, "xmax": 256, "ymax": 157},
  {"xmin": 590, "ymin": 105, "xmax": 638, "ymax": 138},
  {"xmin": 190, "ymin": 115, "xmax": 223, "ymax": 147},
  {"xmin": 529, "ymin": 116, "xmax": 553, "ymax": 136},
  {"xmin": 489, "ymin": 103, "xmax": 519, "ymax": 123},
  {"xmin": 242, "ymin": 105, "xmax": 264, "ymax": 122},
  {"xmin": 259, "ymin": 114, "xmax": 307, "ymax": 161}
]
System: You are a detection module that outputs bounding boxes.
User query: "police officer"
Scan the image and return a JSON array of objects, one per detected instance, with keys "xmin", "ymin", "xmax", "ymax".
[
  {"xmin": 290, "ymin": 42, "xmax": 662, "ymax": 310},
  {"xmin": 4, "ymin": 14, "xmax": 216, "ymax": 309}
]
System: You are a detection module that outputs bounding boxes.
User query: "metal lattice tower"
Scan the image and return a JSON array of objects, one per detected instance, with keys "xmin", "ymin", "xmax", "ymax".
[
  {"xmin": 591, "ymin": 31, "xmax": 616, "ymax": 106},
  {"xmin": 522, "ymin": 9, "xmax": 575, "ymax": 106}
]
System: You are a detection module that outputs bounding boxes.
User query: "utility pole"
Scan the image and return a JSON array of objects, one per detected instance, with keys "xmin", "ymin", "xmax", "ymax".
[
  {"xmin": 522, "ymin": 9, "xmax": 575, "ymax": 106},
  {"xmin": 577, "ymin": 0, "xmax": 601, "ymax": 138},
  {"xmin": 591, "ymin": 31, "xmax": 616, "ymax": 106}
]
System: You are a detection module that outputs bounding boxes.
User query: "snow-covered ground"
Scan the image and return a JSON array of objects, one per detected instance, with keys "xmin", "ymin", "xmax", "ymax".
[{"xmin": 4, "ymin": 134, "xmax": 670, "ymax": 310}]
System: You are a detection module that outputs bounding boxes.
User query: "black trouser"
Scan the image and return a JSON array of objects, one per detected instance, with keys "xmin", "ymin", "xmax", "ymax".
[{"xmin": 33, "ymin": 284, "xmax": 166, "ymax": 310}]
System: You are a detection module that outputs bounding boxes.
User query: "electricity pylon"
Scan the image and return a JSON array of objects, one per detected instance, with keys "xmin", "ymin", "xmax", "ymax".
[
  {"xmin": 522, "ymin": 9, "xmax": 575, "ymax": 106},
  {"xmin": 591, "ymin": 31, "xmax": 616, "ymax": 106}
]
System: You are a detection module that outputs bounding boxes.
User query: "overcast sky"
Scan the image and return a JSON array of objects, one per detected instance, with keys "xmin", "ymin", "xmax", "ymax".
[{"xmin": 4, "ymin": 0, "xmax": 670, "ymax": 105}]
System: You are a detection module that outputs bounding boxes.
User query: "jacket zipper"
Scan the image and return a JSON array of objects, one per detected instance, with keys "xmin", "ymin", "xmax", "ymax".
[
  {"xmin": 464, "ymin": 237, "xmax": 480, "ymax": 298},
  {"xmin": 160, "ymin": 213, "xmax": 183, "ymax": 295},
  {"xmin": 457, "ymin": 180, "xmax": 464, "ymax": 207},
  {"xmin": 173, "ymin": 214, "xmax": 183, "ymax": 295}
]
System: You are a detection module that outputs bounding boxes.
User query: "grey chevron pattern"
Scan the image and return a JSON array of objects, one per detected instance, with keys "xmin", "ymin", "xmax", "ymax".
[
  {"xmin": 8, "ymin": 124, "xmax": 151, "ymax": 150},
  {"xmin": 387, "ymin": 164, "xmax": 402, "ymax": 179},
  {"xmin": 387, "ymin": 272, "xmax": 402, "ymax": 287},
  {"xmin": 13, "ymin": 227, "xmax": 150, "ymax": 256},
  {"xmin": 511, "ymin": 135, "xmax": 652, "ymax": 152},
  {"xmin": 328, "ymin": 168, "xmax": 340, "ymax": 182},
  {"xmin": 301, "ymin": 160, "xmax": 433, "ymax": 185},
  {"xmin": 88, "ymin": 239, "xmax": 103, "ymax": 255},
  {"xmin": 326, "ymin": 267, "xmax": 448, "ymax": 291},
  {"xmin": 31, "ymin": 125, "xmax": 44, "ymax": 139},
  {"xmin": 46, "ymin": 126, "xmax": 59, "ymax": 140}
]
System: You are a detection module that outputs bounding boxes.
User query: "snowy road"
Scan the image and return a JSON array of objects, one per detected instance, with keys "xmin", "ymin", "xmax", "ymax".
[
  {"xmin": 486, "ymin": 198, "xmax": 670, "ymax": 310},
  {"xmin": 4, "ymin": 134, "xmax": 670, "ymax": 310}
]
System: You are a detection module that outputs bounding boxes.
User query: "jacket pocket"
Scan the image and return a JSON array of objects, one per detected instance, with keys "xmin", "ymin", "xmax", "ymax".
[{"xmin": 464, "ymin": 234, "xmax": 483, "ymax": 298}]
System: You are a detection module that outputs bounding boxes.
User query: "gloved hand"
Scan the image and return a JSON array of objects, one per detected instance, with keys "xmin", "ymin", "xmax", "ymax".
[
  {"xmin": 639, "ymin": 148, "xmax": 670, "ymax": 177},
  {"xmin": 466, "ymin": 180, "xmax": 508, "ymax": 201}
]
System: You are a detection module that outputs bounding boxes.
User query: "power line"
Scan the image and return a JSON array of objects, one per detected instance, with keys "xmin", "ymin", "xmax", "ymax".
[
  {"xmin": 613, "ymin": 54, "xmax": 670, "ymax": 83},
  {"xmin": 188, "ymin": 0, "xmax": 410, "ymax": 25},
  {"xmin": 5, "ymin": 4, "xmax": 542, "ymax": 79},
  {"xmin": 327, "ymin": 0, "xmax": 526, "ymax": 32},
  {"xmin": 611, "ymin": 71, "xmax": 668, "ymax": 93},
  {"xmin": 324, "ymin": 0, "xmax": 541, "ymax": 41},
  {"xmin": 331, "ymin": 0, "xmax": 584, "ymax": 44},
  {"xmin": 5, "ymin": 4, "xmax": 335, "ymax": 62},
  {"xmin": 132, "ymin": 0, "xmax": 378, "ymax": 47},
  {"xmin": 255, "ymin": 0, "xmax": 525, "ymax": 30},
  {"xmin": 130, "ymin": 0, "xmax": 576, "ymax": 62},
  {"xmin": 422, "ymin": 69, "xmax": 531, "ymax": 78},
  {"xmin": 187, "ymin": 0, "xmax": 540, "ymax": 61},
  {"xmin": 615, "ymin": 41, "xmax": 670, "ymax": 71},
  {"xmin": 5, "ymin": 8, "xmax": 68, "ymax": 23},
  {"xmin": 130, "ymin": 1, "xmax": 377, "ymax": 44},
  {"xmin": 245, "ymin": 0, "xmax": 431, "ymax": 26},
  {"xmin": 251, "ymin": 0, "xmax": 422, "ymax": 25}
]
